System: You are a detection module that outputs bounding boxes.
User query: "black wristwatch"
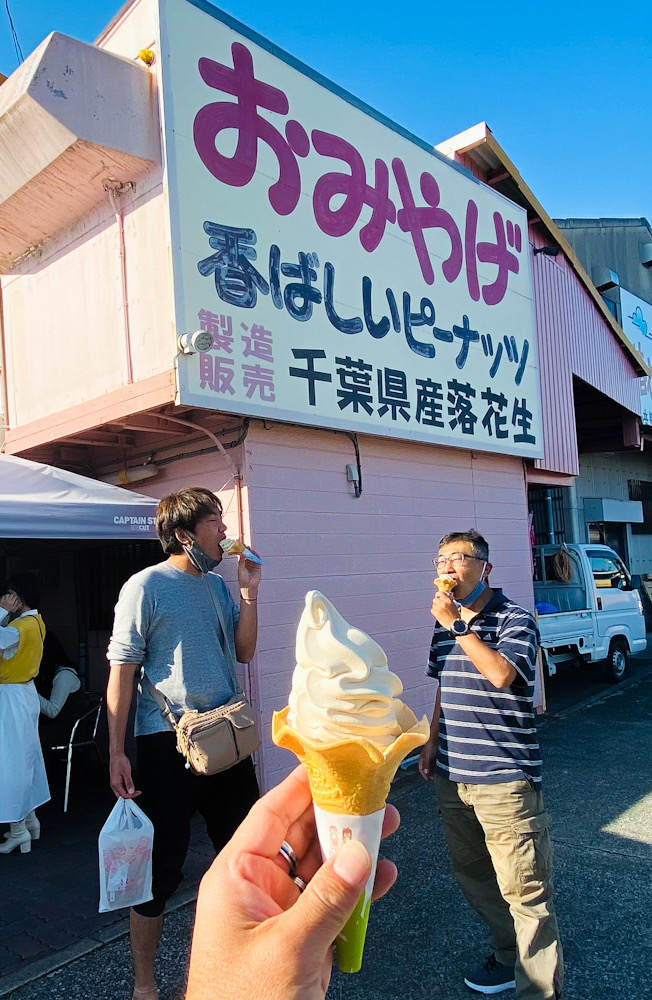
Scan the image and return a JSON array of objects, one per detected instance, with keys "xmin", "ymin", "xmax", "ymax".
[{"xmin": 449, "ymin": 618, "xmax": 470, "ymax": 638}]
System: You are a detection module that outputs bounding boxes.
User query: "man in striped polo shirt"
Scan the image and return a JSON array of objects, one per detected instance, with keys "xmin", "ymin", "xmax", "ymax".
[{"xmin": 419, "ymin": 530, "xmax": 563, "ymax": 999}]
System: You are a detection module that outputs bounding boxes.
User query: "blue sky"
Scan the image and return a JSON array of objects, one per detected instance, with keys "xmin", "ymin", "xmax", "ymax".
[{"xmin": 2, "ymin": 0, "xmax": 650, "ymax": 224}]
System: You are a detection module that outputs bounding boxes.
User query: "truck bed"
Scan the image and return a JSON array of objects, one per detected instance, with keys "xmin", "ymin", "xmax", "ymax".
[{"xmin": 537, "ymin": 608, "xmax": 594, "ymax": 651}]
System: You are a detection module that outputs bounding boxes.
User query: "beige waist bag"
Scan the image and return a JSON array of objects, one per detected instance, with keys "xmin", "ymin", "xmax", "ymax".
[
  {"xmin": 174, "ymin": 696, "xmax": 260, "ymax": 775},
  {"xmin": 146, "ymin": 677, "xmax": 261, "ymax": 776}
]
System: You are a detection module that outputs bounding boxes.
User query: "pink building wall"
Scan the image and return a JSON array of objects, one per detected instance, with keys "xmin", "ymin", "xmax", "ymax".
[
  {"xmin": 531, "ymin": 236, "xmax": 641, "ymax": 477},
  {"xmin": 244, "ymin": 425, "xmax": 532, "ymax": 788},
  {"xmin": 530, "ymin": 247, "xmax": 579, "ymax": 477},
  {"xmin": 2, "ymin": 180, "xmax": 174, "ymax": 429},
  {"xmin": 110, "ymin": 421, "xmax": 532, "ymax": 788},
  {"xmin": 446, "ymin": 143, "xmax": 642, "ymax": 480},
  {"xmin": 0, "ymin": 0, "xmax": 174, "ymax": 437},
  {"xmin": 128, "ymin": 422, "xmax": 533, "ymax": 789}
]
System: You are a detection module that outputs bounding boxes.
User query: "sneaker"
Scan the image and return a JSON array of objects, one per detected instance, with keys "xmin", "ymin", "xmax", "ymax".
[{"xmin": 464, "ymin": 953, "xmax": 516, "ymax": 995}]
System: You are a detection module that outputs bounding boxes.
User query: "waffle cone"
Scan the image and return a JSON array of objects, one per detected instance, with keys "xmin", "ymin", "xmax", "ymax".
[
  {"xmin": 272, "ymin": 705, "xmax": 429, "ymax": 815},
  {"xmin": 434, "ymin": 575, "xmax": 456, "ymax": 593},
  {"xmin": 221, "ymin": 537, "xmax": 246, "ymax": 555}
]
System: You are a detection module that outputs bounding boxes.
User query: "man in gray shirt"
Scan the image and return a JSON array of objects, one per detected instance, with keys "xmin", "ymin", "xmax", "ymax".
[{"xmin": 107, "ymin": 487, "xmax": 261, "ymax": 1000}]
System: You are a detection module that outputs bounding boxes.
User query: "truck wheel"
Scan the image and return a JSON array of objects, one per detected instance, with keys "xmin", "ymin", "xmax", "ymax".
[{"xmin": 605, "ymin": 638, "xmax": 628, "ymax": 683}]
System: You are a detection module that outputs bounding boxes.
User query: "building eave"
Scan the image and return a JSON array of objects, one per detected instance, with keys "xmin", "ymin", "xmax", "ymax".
[{"xmin": 436, "ymin": 123, "xmax": 649, "ymax": 377}]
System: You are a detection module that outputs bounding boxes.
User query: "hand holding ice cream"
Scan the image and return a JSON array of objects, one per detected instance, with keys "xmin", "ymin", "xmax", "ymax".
[
  {"xmin": 187, "ymin": 766, "xmax": 400, "ymax": 1000},
  {"xmin": 273, "ymin": 591, "xmax": 429, "ymax": 973}
]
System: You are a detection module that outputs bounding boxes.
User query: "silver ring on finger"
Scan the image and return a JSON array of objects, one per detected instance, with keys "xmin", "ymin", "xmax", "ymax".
[
  {"xmin": 278, "ymin": 840, "xmax": 299, "ymax": 877},
  {"xmin": 292, "ymin": 875, "xmax": 307, "ymax": 893}
]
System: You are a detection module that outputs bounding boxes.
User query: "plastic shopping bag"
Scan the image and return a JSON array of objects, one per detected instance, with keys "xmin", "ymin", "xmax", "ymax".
[{"xmin": 98, "ymin": 798, "xmax": 154, "ymax": 912}]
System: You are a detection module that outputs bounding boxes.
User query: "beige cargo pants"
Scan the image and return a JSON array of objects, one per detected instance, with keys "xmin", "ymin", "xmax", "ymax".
[{"xmin": 435, "ymin": 775, "xmax": 563, "ymax": 1000}]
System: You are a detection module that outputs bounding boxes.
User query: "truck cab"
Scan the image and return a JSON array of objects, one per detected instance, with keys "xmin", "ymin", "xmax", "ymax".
[{"xmin": 533, "ymin": 543, "xmax": 646, "ymax": 682}]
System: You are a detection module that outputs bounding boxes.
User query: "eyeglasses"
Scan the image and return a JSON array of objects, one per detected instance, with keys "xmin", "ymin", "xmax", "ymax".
[{"xmin": 433, "ymin": 553, "xmax": 481, "ymax": 569}]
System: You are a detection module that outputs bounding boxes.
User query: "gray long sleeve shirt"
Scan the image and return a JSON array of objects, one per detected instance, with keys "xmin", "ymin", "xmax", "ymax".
[{"xmin": 107, "ymin": 561, "xmax": 239, "ymax": 737}]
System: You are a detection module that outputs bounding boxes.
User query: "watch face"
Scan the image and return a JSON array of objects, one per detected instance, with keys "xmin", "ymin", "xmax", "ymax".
[{"xmin": 451, "ymin": 619, "xmax": 468, "ymax": 636}]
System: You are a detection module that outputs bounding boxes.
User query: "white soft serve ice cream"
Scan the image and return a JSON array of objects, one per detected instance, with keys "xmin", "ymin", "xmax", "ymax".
[{"xmin": 287, "ymin": 591, "xmax": 403, "ymax": 747}]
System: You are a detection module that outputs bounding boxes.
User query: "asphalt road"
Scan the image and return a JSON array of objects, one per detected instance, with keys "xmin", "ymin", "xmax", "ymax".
[{"xmin": 5, "ymin": 659, "xmax": 652, "ymax": 1000}]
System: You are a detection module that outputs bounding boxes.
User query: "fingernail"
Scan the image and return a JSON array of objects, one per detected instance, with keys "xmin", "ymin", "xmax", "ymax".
[{"xmin": 333, "ymin": 840, "xmax": 370, "ymax": 886}]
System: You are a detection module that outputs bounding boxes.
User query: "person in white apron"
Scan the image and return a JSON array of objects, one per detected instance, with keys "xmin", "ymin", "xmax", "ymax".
[{"xmin": 0, "ymin": 573, "xmax": 50, "ymax": 855}]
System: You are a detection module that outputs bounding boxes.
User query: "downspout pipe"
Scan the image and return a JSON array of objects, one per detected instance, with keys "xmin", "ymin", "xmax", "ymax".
[
  {"xmin": 0, "ymin": 283, "xmax": 9, "ymax": 449},
  {"xmin": 104, "ymin": 180, "xmax": 135, "ymax": 385},
  {"xmin": 146, "ymin": 413, "xmax": 244, "ymax": 539},
  {"xmin": 545, "ymin": 490, "xmax": 555, "ymax": 544}
]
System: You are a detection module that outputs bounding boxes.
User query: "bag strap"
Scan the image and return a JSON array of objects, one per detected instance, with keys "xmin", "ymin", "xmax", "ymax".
[
  {"xmin": 201, "ymin": 574, "xmax": 239, "ymax": 692},
  {"xmin": 143, "ymin": 674, "xmax": 180, "ymax": 729}
]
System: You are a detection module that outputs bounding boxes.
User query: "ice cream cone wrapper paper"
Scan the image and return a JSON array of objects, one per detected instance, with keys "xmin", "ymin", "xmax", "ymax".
[
  {"xmin": 272, "ymin": 706, "xmax": 429, "ymax": 972},
  {"xmin": 313, "ymin": 804, "xmax": 384, "ymax": 974}
]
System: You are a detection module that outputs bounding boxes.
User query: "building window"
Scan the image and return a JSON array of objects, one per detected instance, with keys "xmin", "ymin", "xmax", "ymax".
[
  {"xmin": 600, "ymin": 294, "xmax": 619, "ymax": 321},
  {"xmin": 628, "ymin": 480, "xmax": 652, "ymax": 534}
]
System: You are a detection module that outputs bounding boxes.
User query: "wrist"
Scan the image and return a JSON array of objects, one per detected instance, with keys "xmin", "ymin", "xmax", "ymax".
[{"xmin": 240, "ymin": 590, "xmax": 258, "ymax": 602}]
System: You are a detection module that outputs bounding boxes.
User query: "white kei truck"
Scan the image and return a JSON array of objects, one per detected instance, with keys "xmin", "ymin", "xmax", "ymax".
[{"xmin": 533, "ymin": 543, "xmax": 647, "ymax": 683}]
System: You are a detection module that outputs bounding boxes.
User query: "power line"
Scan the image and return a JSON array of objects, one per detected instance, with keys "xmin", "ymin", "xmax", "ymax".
[{"xmin": 5, "ymin": 0, "xmax": 24, "ymax": 65}]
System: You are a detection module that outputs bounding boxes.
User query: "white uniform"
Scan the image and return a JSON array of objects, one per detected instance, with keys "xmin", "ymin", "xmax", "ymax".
[{"xmin": 0, "ymin": 610, "xmax": 50, "ymax": 823}]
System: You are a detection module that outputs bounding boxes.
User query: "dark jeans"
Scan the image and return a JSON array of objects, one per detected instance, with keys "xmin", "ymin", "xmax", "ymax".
[{"xmin": 132, "ymin": 731, "xmax": 259, "ymax": 917}]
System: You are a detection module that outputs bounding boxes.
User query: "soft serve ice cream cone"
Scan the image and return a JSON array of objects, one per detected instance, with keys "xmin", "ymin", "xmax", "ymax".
[
  {"xmin": 220, "ymin": 537, "xmax": 246, "ymax": 556},
  {"xmin": 220, "ymin": 537, "xmax": 263, "ymax": 565},
  {"xmin": 272, "ymin": 591, "xmax": 429, "ymax": 973}
]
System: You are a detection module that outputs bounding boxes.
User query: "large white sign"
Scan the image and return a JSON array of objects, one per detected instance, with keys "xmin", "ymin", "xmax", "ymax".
[
  {"xmin": 620, "ymin": 287, "xmax": 652, "ymax": 425},
  {"xmin": 159, "ymin": 0, "xmax": 541, "ymax": 457}
]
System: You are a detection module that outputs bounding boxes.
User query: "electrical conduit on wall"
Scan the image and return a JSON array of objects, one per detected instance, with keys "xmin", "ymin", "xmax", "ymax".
[{"xmin": 104, "ymin": 181, "xmax": 135, "ymax": 385}]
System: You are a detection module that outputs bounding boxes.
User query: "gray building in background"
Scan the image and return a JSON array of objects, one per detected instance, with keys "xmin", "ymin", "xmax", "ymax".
[
  {"xmin": 554, "ymin": 218, "xmax": 652, "ymax": 318},
  {"xmin": 537, "ymin": 218, "xmax": 652, "ymax": 576}
]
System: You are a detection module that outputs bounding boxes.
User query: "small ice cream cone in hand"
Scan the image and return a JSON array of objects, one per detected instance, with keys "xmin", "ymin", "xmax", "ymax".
[
  {"xmin": 220, "ymin": 537, "xmax": 263, "ymax": 565},
  {"xmin": 220, "ymin": 537, "xmax": 246, "ymax": 555},
  {"xmin": 434, "ymin": 574, "xmax": 457, "ymax": 593},
  {"xmin": 272, "ymin": 591, "xmax": 429, "ymax": 973}
]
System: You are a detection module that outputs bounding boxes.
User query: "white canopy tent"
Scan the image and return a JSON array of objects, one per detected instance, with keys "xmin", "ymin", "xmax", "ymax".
[{"xmin": 0, "ymin": 454, "xmax": 159, "ymax": 539}]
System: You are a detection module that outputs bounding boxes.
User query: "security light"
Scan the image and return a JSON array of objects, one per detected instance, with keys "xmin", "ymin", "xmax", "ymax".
[{"xmin": 177, "ymin": 330, "xmax": 214, "ymax": 354}]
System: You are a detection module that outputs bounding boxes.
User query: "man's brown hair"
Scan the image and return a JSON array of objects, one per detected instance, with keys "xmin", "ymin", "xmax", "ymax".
[
  {"xmin": 156, "ymin": 487, "xmax": 223, "ymax": 555},
  {"xmin": 438, "ymin": 529, "xmax": 489, "ymax": 562}
]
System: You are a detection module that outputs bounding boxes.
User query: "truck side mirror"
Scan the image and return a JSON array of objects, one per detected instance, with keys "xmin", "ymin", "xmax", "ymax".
[{"xmin": 630, "ymin": 574, "xmax": 642, "ymax": 589}]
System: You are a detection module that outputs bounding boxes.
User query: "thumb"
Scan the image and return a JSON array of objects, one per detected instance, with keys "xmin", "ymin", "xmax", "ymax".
[{"xmin": 282, "ymin": 840, "xmax": 371, "ymax": 955}]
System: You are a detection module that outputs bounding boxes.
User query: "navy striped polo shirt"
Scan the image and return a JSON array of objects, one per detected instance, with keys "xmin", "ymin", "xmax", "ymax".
[{"xmin": 427, "ymin": 589, "xmax": 541, "ymax": 785}]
